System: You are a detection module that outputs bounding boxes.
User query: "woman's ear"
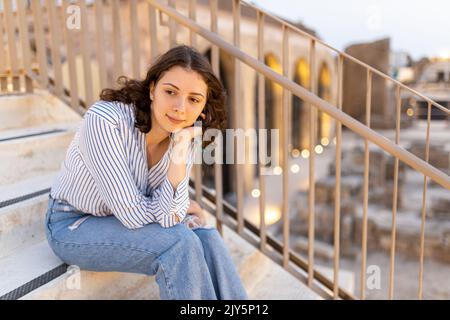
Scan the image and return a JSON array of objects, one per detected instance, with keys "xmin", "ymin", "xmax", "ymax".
[
  {"xmin": 196, "ymin": 113, "xmax": 206, "ymax": 122},
  {"xmin": 149, "ymin": 82, "xmax": 155, "ymax": 100}
]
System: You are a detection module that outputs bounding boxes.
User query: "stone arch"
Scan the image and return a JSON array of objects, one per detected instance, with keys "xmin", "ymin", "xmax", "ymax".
[
  {"xmin": 254, "ymin": 52, "xmax": 283, "ymax": 168},
  {"xmin": 202, "ymin": 47, "xmax": 233, "ymax": 195},
  {"xmin": 291, "ymin": 57, "xmax": 310, "ymax": 151}
]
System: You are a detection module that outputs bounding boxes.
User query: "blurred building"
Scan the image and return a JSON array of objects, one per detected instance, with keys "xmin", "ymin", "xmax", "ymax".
[{"xmin": 403, "ymin": 58, "xmax": 450, "ymax": 120}]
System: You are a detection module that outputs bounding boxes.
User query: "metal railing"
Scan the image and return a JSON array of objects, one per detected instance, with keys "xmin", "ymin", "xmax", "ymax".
[{"xmin": 1, "ymin": 0, "xmax": 449, "ymax": 300}]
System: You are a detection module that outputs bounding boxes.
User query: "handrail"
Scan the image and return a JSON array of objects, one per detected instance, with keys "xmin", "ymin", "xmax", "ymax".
[
  {"xmin": 148, "ymin": 0, "xmax": 450, "ymax": 190},
  {"xmin": 240, "ymin": 0, "xmax": 450, "ymax": 116}
]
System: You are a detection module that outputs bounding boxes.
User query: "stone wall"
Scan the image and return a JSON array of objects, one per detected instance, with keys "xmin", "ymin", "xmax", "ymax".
[{"xmin": 343, "ymin": 38, "xmax": 392, "ymax": 129}]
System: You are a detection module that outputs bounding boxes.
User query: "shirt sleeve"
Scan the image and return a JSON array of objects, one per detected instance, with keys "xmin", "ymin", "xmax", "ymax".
[
  {"xmin": 78, "ymin": 111, "xmax": 193, "ymax": 230},
  {"xmin": 154, "ymin": 153, "xmax": 194, "ymax": 228}
]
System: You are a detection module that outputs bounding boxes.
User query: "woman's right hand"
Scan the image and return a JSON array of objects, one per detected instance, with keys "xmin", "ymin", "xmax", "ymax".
[
  {"xmin": 171, "ymin": 125, "xmax": 202, "ymax": 145},
  {"xmin": 186, "ymin": 199, "xmax": 206, "ymax": 227},
  {"xmin": 166, "ymin": 125, "xmax": 201, "ymax": 193}
]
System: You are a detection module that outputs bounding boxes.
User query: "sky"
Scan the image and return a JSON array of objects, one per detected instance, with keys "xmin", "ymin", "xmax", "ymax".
[{"xmin": 249, "ymin": 0, "xmax": 450, "ymax": 60}]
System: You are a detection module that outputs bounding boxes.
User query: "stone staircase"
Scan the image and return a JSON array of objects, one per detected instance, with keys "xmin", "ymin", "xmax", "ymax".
[{"xmin": 0, "ymin": 91, "xmax": 323, "ymax": 300}]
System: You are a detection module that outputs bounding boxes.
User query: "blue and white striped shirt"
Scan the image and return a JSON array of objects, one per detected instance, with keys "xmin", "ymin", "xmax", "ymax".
[{"xmin": 50, "ymin": 100, "xmax": 195, "ymax": 229}]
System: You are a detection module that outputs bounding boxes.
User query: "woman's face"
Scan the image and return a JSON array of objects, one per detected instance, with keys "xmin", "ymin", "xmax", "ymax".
[{"xmin": 149, "ymin": 66, "xmax": 207, "ymax": 133}]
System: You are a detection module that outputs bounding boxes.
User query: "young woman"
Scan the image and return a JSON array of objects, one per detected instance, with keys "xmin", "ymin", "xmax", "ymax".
[{"xmin": 45, "ymin": 45, "xmax": 248, "ymax": 300}]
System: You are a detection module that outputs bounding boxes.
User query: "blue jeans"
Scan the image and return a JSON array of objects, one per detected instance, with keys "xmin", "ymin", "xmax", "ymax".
[{"xmin": 45, "ymin": 195, "xmax": 248, "ymax": 300}]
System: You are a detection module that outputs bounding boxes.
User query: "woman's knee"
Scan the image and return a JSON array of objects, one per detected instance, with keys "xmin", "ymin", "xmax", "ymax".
[
  {"xmin": 159, "ymin": 223, "xmax": 205, "ymax": 255},
  {"xmin": 193, "ymin": 227, "xmax": 220, "ymax": 242}
]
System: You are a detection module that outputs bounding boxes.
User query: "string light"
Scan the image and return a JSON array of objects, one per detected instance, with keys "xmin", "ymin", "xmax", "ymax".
[
  {"xmin": 407, "ymin": 108, "xmax": 414, "ymax": 117},
  {"xmin": 251, "ymin": 189, "xmax": 261, "ymax": 198},
  {"xmin": 273, "ymin": 166, "xmax": 282, "ymax": 175}
]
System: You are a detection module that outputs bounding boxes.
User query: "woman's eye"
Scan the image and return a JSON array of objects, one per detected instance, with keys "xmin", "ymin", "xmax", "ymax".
[{"xmin": 166, "ymin": 90, "xmax": 199, "ymax": 103}]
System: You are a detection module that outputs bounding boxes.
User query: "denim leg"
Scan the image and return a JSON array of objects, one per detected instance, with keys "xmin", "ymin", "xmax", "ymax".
[
  {"xmin": 45, "ymin": 197, "xmax": 217, "ymax": 300},
  {"xmin": 193, "ymin": 227, "xmax": 249, "ymax": 300},
  {"xmin": 153, "ymin": 236, "xmax": 217, "ymax": 300}
]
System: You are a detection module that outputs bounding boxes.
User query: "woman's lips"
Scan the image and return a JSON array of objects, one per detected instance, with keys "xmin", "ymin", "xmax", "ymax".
[{"xmin": 166, "ymin": 114, "xmax": 185, "ymax": 125}]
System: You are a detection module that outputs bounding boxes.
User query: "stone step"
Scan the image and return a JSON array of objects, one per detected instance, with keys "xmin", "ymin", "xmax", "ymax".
[
  {"xmin": 238, "ymin": 249, "xmax": 322, "ymax": 300},
  {"xmin": 0, "ymin": 89, "xmax": 81, "ymax": 132},
  {"xmin": 0, "ymin": 129, "xmax": 76, "ymax": 259},
  {"xmin": 0, "ymin": 193, "xmax": 50, "ymax": 259},
  {"xmin": 0, "ymin": 241, "xmax": 63, "ymax": 298},
  {"xmin": 0, "ymin": 129, "xmax": 76, "ymax": 186},
  {"xmin": 0, "ymin": 171, "xmax": 56, "ymax": 203},
  {"xmin": 18, "ymin": 240, "xmax": 160, "ymax": 300},
  {"xmin": 14, "ymin": 215, "xmax": 322, "ymax": 300}
]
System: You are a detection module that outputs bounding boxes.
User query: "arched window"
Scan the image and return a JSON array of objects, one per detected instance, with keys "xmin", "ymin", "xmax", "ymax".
[
  {"xmin": 292, "ymin": 58, "xmax": 309, "ymax": 152},
  {"xmin": 254, "ymin": 53, "xmax": 283, "ymax": 168},
  {"xmin": 203, "ymin": 48, "xmax": 233, "ymax": 195},
  {"xmin": 317, "ymin": 62, "xmax": 332, "ymax": 146}
]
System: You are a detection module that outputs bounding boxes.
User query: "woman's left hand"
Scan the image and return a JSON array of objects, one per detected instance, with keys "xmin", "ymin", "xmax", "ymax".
[{"xmin": 186, "ymin": 199, "xmax": 206, "ymax": 227}]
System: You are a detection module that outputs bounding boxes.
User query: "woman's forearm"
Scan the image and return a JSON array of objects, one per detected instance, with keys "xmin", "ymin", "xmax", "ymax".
[{"xmin": 166, "ymin": 140, "xmax": 191, "ymax": 191}]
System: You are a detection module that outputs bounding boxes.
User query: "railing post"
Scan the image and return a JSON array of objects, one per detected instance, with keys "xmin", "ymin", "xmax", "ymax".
[
  {"xmin": 210, "ymin": 0, "xmax": 224, "ymax": 236},
  {"xmin": 307, "ymin": 38, "xmax": 317, "ymax": 287},
  {"xmin": 148, "ymin": 2, "xmax": 159, "ymax": 64},
  {"xmin": 25, "ymin": 74, "xmax": 33, "ymax": 93},
  {"xmin": 62, "ymin": 0, "xmax": 79, "ymax": 110},
  {"xmin": 168, "ymin": 0, "xmax": 176, "ymax": 48},
  {"xmin": 4, "ymin": 0, "xmax": 20, "ymax": 91},
  {"xmin": 17, "ymin": 0, "xmax": 32, "ymax": 75},
  {"xmin": 256, "ymin": 9, "xmax": 267, "ymax": 252},
  {"xmin": 31, "ymin": 0, "xmax": 48, "ymax": 88},
  {"xmin": 189, "ymin": 0, "xmax": 197, "ymax": 48},
  {"xmin": 281, "ymin": 24, "xmax": 290, "ymax": 268},
  {"xmin": 47, "ymin": 0, "xmax": 64, "ymax": 98},
  {"xmin": 389, "ymin": 84, "xmax": 402, "ymax": 299},
  {"xmin": 78, "ymin": 0, "xmax": 94, "ymax": 106},
  {"xmin": 94, "ymin": 0, "xmax": 107, "ymax": 91},
  {"xmin": 333, "ymin": 54, "xmax": 344, "ymax": 299},
  {"xmin": 111, "ymin": 0, "xmax": 123, "ymax": 87},
  {"xmin": 130, "ymin": 0, "xmax": 141, "ymax": 79},
  {"xmin": 186, "ymin": 0, "xmax": 203, "ymax": 210},
  {"xmin": 418, "ymin": 101, "xmax": 432, "ymax": 300},
  {"xmin": 0, "ymin": 6, "xmax": 8, "ymax": 92},
  {"xmin": 232, "ymin": 0, "xmax": 244, "ymax": 234},
  {"xmin": 360, "ymin": 69, "xmax": 372, "ymax": 300}
]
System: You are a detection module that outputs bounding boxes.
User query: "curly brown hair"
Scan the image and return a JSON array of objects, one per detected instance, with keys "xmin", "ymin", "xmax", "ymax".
[{"xmin": 99, "ymin": 44, "xmax": 227, "ymax": 148}]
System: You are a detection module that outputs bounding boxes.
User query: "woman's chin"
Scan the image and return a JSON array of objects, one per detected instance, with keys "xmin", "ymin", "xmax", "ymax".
[
  {"xmin": 159, "ymin": 121, "xmax": 180, "ymax": 133},
  {"xmin": 169, "ymin": 123, "xmax": 192, "ymax": 131}
]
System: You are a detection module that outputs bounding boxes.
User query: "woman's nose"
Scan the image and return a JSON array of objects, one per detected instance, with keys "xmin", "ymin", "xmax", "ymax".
[{"xmin": 174, "ymin": 97, "xmax": 187, "ymax": 113}]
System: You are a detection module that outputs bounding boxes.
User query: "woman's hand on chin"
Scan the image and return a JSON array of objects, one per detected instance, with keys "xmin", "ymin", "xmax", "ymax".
[{"xmin": 171, "ymin": 125, "xmax": 202, "ymax": 145}]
